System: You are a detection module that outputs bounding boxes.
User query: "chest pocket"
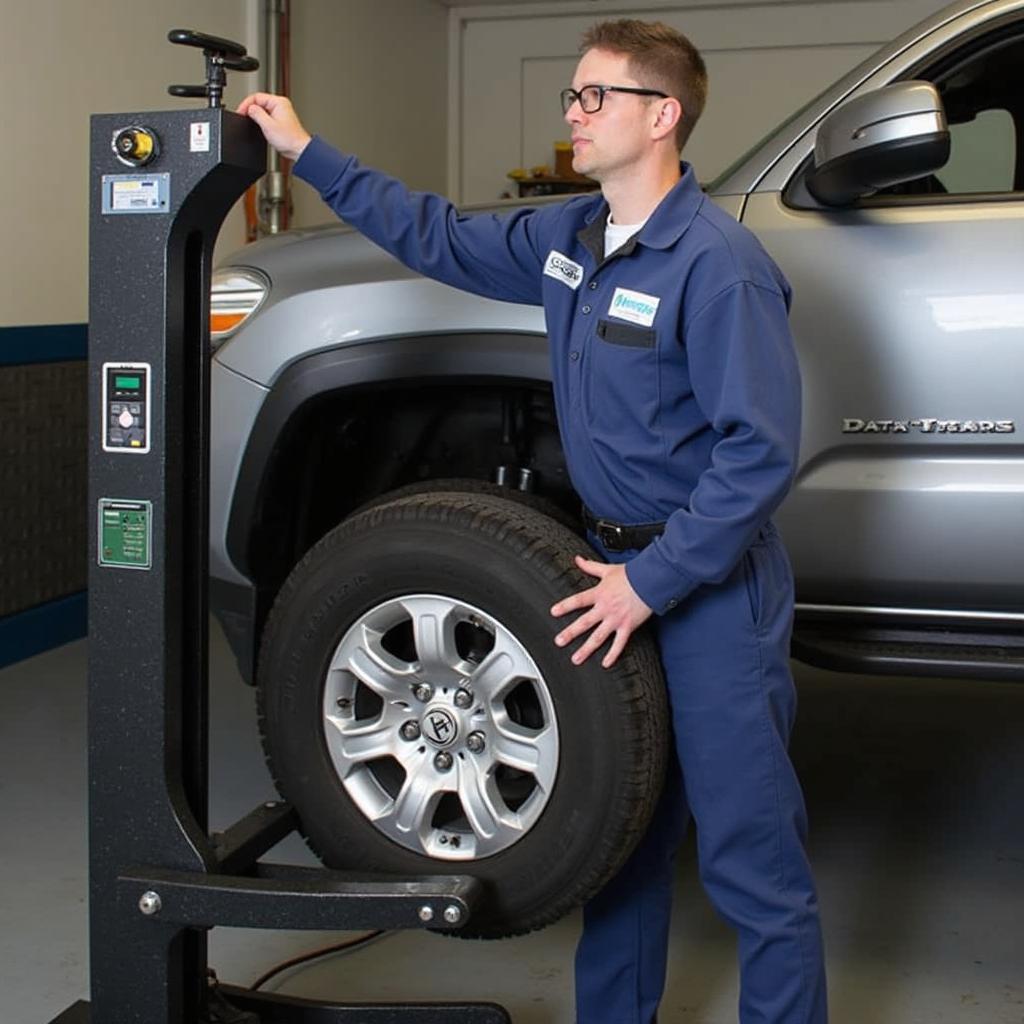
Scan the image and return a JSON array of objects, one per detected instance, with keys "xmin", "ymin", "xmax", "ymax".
[
  {"xmin": 583, "ymin": 318, "xmax": 661, "ymax": 438},
  {"xmin": 596, "ymin": 319, "xmax": 656, "ymax": 348}
]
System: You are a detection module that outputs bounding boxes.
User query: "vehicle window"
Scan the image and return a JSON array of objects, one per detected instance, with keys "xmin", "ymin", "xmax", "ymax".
[
  {"xmin": 877, "ymin": 31, "xmax": 1023, "ymax": 198},
  {"xmin": 936, "ymin": 109, "xmax": 1015, "ymax": 193}
]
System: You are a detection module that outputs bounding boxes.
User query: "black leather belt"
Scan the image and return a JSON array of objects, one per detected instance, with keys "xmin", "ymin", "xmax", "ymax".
[{"xmin": 582, "ymin": 507, "xmax": 666, "ymax": 552}]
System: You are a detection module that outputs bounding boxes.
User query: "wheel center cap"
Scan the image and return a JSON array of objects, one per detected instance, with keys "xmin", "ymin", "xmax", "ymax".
[{"xmin": 421, "ymin": 705, "xmax": 459, "ymax": 748}]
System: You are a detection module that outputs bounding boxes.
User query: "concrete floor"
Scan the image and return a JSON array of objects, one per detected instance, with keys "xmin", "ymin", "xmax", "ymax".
[{"xmin": 2, "ymin": 621, "xmax": 1023, "ymax": 1024}]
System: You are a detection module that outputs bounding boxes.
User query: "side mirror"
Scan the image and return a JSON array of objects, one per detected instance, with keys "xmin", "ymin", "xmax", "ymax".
[{"xmin": 806, "ymin": 81, "xmax": 950, "ymax": 207}]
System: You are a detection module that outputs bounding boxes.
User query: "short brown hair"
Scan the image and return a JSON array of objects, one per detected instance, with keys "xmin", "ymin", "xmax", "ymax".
[{"xmin": 580, "ymin": 20, "xmax": 707, "ymax": 150}]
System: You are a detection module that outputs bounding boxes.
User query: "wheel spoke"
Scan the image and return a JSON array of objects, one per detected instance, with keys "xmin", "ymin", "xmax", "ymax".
[
  {"xmin": 457, "ymin": 762, "xmax": 508, "ymax": 841},
  {"xmin": 325, "ymin": 714, "xmax": 399, "ymax": 766},
  {"xmin": 402, "ymin": 597, "xmax": 462, "ymax": 680},
  {"xmin": 490, "ymin": 719, "xmax": 549, "ymax": 776},
  {"xmin": 381, "ymin": 762, "xmax": 446, "ymax": 838},
  {"xmin": 468, "ymin": 635, "xmax": 537, "ymax": 701},
  {"xmin": 332, "ymin": 624, "xmax": 414, "ymax": 701}
]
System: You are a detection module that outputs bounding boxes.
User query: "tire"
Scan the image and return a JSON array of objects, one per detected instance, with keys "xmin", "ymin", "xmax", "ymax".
[
  {"xmin": 257, "ymin": 492, "xmax": 668, "ymax": 938},
  {"xmin": 354, "ymin": 476, "xmax": 581, "ymax": 533}
]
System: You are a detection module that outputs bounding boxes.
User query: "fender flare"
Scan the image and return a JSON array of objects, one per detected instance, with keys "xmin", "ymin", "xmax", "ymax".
[{"xmin": 226, "ymin": 330, "xmax": 551, "ymax": 579}]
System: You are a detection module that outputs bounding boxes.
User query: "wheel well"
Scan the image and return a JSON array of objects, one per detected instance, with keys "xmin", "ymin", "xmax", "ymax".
[{"xmin": 245, "ymin": 378, "xmax": 574, "ymax": 626}]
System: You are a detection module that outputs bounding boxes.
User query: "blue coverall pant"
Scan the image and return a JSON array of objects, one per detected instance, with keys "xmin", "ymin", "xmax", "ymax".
[{"xmin": 575, "ymin": 524, "xmax": 828, "ymax": 1023}]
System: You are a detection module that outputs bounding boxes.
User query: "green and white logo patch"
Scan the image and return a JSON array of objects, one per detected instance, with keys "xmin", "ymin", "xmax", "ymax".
[{"xmin": 609, "ymin": 287, "xmax": 660, "ymax": 326}]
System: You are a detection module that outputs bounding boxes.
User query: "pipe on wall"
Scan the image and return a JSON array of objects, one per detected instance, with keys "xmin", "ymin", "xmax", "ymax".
[{"xmin": 246, "ymin": 0, "xmax": 292, "ymax": 238}]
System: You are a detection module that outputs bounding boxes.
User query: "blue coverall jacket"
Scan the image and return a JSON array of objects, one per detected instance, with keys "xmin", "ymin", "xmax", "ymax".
[{"xmin": 294, "ymin": 137, "xmax": 802, "ymax": 615}]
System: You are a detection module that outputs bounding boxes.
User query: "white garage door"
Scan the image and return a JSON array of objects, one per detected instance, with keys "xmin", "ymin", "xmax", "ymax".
[{"xmin": 451, "ymin": 0, "xmax": 948, "ymax": 202}]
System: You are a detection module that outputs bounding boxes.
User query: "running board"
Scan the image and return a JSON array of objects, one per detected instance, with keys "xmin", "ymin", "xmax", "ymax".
[{"xmin": 791, "ymin": 620, "xmax": 1024, "ymax": 681}]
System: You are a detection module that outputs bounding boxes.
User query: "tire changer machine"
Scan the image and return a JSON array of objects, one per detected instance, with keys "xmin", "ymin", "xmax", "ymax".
[{"xmin": 50, "ymin": 30, "xmax": 510, "ymax": 1024}]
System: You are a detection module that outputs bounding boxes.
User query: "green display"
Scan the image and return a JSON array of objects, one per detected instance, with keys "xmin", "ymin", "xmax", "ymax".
[{"xmin": 115, "ymin": 375, "xmax": 141, "ymax": 389}]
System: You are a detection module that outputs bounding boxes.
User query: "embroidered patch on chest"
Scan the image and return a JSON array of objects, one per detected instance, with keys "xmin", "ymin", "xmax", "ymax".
[
  {"xmin": 543, "ymin": 250, "xmax": 584, "ymax": 290},
  {"xmin": 608, "ymin": 287, "xmax": 660, "ymax": 327}
]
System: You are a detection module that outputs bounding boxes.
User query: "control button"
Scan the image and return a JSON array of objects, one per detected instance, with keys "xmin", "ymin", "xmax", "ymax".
[
  {"xmin": 581, "ymin": 305, "xmax": 592, "ymax": 314},
  {"xmin": 109, "ymin": 429, "xmax": 124, "ymax": 444},
  {"xmin": 111, "ymin": 403, "xmax": 122, "ymax": 415},
  {"xmin": 570, "ymin": 351, "xmax": 580, "ymax": 361},
  {"xmin": 129, "ymin": 403, "xmax": 141, "ymax": 415},
  {"xmin": 127, "ymin": 429, "xmax": 144, "ymax": 444},
  {"xmin": 118, "ymin": 409, "xmax": 134, "ymax": 429}
]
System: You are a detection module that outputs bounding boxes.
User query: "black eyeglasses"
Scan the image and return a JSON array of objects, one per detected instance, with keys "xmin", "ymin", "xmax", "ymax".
[{"xmin": 560, "ymin": 84, "xmax": 669, "ymax": 115}]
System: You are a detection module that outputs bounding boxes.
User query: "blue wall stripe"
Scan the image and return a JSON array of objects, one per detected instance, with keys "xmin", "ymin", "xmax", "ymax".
[
  {"xmin": 0, "ymin": 323, "xmax": 88, "ymax": 365},
  {"xmin": 0, "ymin": 592, "xmax": 87, "ymax": 671}
]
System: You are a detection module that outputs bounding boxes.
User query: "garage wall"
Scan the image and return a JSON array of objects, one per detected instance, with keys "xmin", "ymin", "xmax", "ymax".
[
  {"xmin": 0, "ymin": 0, "xmax": 254, "ymax": 330},
  {"xmin": 0, "ymin": 1, "xmax": 254, "ymax": 668},
  {"xmin": 0, "ymin": 1, "xmax": 450, "ymax": 327},
  {"xmin": 0, "ymin": 1, "xmax": 450, "ymax": 668},
  {"xmin": 288, "ymin": 1, "xmax": 450, "ymax": 228},
  {"xmin": 447, "ymin": 0, "xmax": 949, "ymax": 202}
]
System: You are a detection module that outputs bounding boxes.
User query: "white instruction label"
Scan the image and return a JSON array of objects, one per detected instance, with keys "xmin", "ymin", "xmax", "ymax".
[
  {"xmin": 190, "ymin": 122, "xmax": 210, "ymax": 152},
  {"xmin": 110, "ymin": 178, "xmax": 161, "ymax": 211}
]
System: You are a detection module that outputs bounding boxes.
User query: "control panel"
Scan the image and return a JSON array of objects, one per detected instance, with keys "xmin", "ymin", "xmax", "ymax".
[{"xmin": 101, "ymin": 362, "xmax": 150, "ymax": 453}]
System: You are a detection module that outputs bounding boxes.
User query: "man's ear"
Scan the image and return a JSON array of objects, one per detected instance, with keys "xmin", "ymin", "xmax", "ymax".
[{"xmin": 651, "ymin": 97, "xmax": 683, "ymax": 142}]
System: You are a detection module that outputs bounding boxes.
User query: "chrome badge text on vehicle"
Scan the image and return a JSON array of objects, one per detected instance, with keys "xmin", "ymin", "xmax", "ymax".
[{"xmin": 842, "ymin": 418, "xmax": 1015, "ymax": 434}]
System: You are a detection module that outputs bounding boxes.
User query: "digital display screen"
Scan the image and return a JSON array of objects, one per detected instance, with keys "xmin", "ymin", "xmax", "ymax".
[{"xmin": 115, "ymin": 376, "xmax": 141, "ymax": 390}]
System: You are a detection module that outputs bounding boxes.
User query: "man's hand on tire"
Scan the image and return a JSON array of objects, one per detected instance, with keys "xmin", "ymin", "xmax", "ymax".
[{"xmin": 552, "ymin": 558, "xmax": 653, "ymax": 669}]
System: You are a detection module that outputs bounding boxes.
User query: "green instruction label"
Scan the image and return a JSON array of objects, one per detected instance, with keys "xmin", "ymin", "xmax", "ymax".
[{"xmin": 98, "ymin": 499, "xmax": 152, "ymax": 569}]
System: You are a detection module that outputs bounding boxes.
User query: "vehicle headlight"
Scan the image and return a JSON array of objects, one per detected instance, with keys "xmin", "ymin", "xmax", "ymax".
[{"xmin": 210, "ymin": 267, "xmax": 270, "ymax": 349}]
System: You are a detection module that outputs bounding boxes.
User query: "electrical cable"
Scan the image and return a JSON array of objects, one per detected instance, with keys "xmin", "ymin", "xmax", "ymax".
[{"xmin": 248, "ymin": 929, "xmax": 393, "ymax": 991}]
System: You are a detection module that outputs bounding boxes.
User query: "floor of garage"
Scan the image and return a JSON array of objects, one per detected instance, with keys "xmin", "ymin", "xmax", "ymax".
[{"xmin": 2, "ymin": 620, "xmax": 1023, "ymax": 1024}]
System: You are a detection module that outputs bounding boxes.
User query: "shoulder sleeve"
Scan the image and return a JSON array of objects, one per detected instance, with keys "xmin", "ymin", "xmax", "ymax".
[
  {"xmin": 294, "ymin": 136, "xmax": 547, "ymax": 306},
  {"xmin": 625, "ymin": 279, "xmax": 801, "ymax": 614}
]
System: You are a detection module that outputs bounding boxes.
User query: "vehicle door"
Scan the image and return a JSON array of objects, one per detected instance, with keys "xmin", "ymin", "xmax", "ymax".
[{"xmin": 743, "ymin": 5, "xmax": 1024, "ymax": 616}]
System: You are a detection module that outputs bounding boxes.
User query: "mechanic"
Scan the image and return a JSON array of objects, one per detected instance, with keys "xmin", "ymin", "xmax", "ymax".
[{"xmin": 239, "ymin": 18, "xmax": 827, "ymax": 1024}]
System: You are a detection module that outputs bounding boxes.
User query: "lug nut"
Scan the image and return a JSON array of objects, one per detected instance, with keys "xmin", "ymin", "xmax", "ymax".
[
  {"xmin": 413, "ymin": 683, "xmax": 433, "ymax": 703},
  {"xmin": 400, "ymin": 720, "xmax": 421, "ymax": 741},
  {"xmin": 434, "ymin": 751, "xmax": 454, "ymax": 772},
  {"xmin": 466, "ymin": 731, "xmax": 486, "ymax": 753},
  {"xmin": 454, "ymin": 688, "xmax": 473, "ymax": 709},
  {"xmin": 443, "ymin": 904, "xmax": 463, "ymax": 925}
]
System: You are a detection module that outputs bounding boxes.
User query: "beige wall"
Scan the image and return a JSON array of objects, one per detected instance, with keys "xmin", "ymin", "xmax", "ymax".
[
  {"xmin": 0, "ymin": 0, "xmax": 251, "ymax": 327},
  {"xmin": 288, "ymin": 1, "xmax": 449, "ymax": 229},
  {"xmin": 0, "ymin": 0, "xmax": 449, "ymax": 328}
]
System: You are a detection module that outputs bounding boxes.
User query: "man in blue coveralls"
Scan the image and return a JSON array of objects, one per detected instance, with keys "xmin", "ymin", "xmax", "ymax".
[{"xmin": 240, "ymin": 18, "xmax": 827, "ymax": 1024}]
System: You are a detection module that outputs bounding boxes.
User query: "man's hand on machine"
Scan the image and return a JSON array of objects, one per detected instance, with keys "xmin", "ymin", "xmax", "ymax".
[
  {"xmin": 237, "ymin": 93, "xmax": 312, "ymax": 162},
  {"xmin": 551, "ymin": 559, "xmax": 653, "ymax": 669}
]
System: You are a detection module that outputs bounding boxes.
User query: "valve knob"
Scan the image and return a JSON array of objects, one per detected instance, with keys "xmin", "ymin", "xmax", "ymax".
[{"xmin": 112, "ymin": 126, "xmax": 159, "ymax": 167}]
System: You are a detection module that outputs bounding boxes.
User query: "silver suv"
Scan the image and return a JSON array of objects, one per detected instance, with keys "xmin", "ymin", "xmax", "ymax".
[{"xmin": 208, "ymin": 0, "xmax": 1024, "ymax": 935}]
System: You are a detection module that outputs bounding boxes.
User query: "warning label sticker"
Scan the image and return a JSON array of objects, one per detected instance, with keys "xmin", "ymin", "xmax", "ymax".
[{"xmin": 190, "ymin": 121, "xmax": 210, "ymax": 152}]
